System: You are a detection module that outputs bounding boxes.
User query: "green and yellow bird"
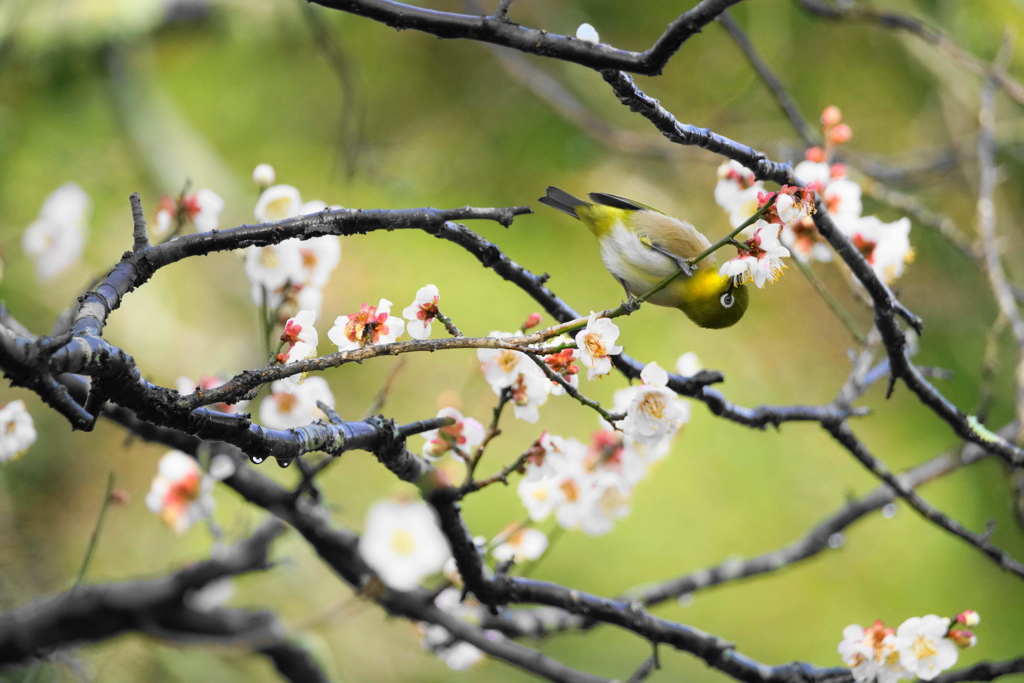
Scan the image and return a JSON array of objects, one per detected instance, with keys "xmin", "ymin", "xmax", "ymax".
[{"xmin": 539, "ymin": 187, "xmax": 747, "ymax": 329}]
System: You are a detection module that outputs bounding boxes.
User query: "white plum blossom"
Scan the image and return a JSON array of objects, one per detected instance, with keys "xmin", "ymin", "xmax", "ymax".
[
  {"xmin": 258, "ymin": 377, "xmax": 335, "ymax": 430},
  {"xmin": 838, "ymin": 622, "xmax": 905, "ymax": 683},
  {"xmin": 839, "ymin": 215, "xmax": 913, "ymax": 285},
  {"xmin": 188, "ymin": 189, "xmax": 225, "ymax": 232},
  {"xmin": 714, "ymin": 160, "xmax": 765, "ymax": 230},
  {"xmin": 254, "ymin": 184, "xmax": 303, "ymax": 223},
  {"xmin": 297, "ymin": 235, "xmax": 342, "ymax": 290},
  {"xmin": 402, "ymin": 285, "xmax": 441, "ymax": 341},
  {"xmin": 477, "ymin": 332, "xmax": 551, "ymax": 423},
  {"xmin": 894, "ymin": 615, "xmax": 958, "ymax": 681},
  {"xmin": 245, "ymin": 240, "xmax": 304, "ymax": 309},
  {"xmin": 575, "ymin": 23, "xmax": 600, "ymax": 43},
  {"xmin": 719, "ymin": 220, "xmax": 790, "ymax": 288},
  {"xmin": 359, "ymin": 500, "xmax": 451, "ymax": 591},
  {"xmin": 420, "ymin": 407, "xmax": 485, "ymax": 461},
  {"xmin": 252, "ymin": 163, "xmax": 276, "ymax": 188},
  {"xmin": 276, "ymin": 309, "xmax": 319, "ymax": 385},
  {"xmin": 675, "ymin": 351, "xmax": 702, "ymax": 376},
  {"xmin": 0, "ymin": 400, "xmax": 37, "ymax": 462},
  {"xmin": 145, "ymin": 450, "xmax": 214, "ymax": 535},
  {"xmin": 574, "ymin": 313, "xmax": 623, "ymax": 380},
  {"xmin": 22, "ymin": 183, "xmax": 90, "ymax": 281},
  {"xmin": 418, "ymin": 590, "xmax": 493, "ymax": 670},
  {"xmin": 491, "ymin": 527, "xmax": 548, "ymax": 564},
  {"xmin": 328, "ymin": 299, "xmax": 404, "ymax": 352},
  {"xmin": 620, "ymin": 362, "xmax": 689, "ymax": 447}
]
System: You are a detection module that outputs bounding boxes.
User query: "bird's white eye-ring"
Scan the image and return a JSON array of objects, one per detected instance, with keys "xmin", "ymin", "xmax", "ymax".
[{"xmin": 720, "ymin": 292, "xmax": 735, "ymax": 308}]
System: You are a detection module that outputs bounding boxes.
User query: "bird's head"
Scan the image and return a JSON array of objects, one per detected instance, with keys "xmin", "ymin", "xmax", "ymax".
[{"xmin": 674, "ymin": 271, "xmax": 749, "ymax": 329}]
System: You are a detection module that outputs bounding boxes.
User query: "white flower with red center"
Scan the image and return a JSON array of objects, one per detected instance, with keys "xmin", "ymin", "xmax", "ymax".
[
  {"xmin": 279, "ymin": 309, "xmax": 319, "ymax": 349},
  {"xmin": 255, "ymin": 184, "xmax": 303, "ymax": 223},
  {"xmin": 0, "ymin": 400, "xmax": 37, "ymax": 463},
  {"xmin": 491, "ymin": 526, "xmax": 548, "ymax": 564},
  {"xmin": 258, "ymin": 377, "xmax": 335, "ymax": 430},
  {"xmin": 22, "ymin": 183, "xmax": 90, "ymax": 281},
  {"xmin": 328, "ymin": 299, "xmax": 404, "ymax": 352},
  {"xmin": 840, "ymin": 215, "xmax": 913, "ymax": 285},
  {"xmin": 824, "ymin": 177, "xmax": 862, "ymax": 219},
  {"xmin": 894, "ymin": 615, "xmax": 958, "ymax": 681},
  {"xmin": 772, "ymin": 186, "xmax": 816, "ymax": 226},
  {"xmin": 358, "ymin": 500, "xmax": 451, "ymax": 591},
  {"xmin": 252, "ymin": 163, "xmax": 276, "ymax": 188},
  {"xmin": 276, "ymin": 309, "xmax": 319, "ymax": 384},
  {"xmin": 719, "ymin": 220, "xmax": 790, "ymax": 288},
  {"xmin": 575, "ymin": 313, "xmax": 623, "ymax": 380},
  {"xmin": 185, "ymin": 189, "xmax": 225, "ymax": 232},
  {"xmin": 621, "ymin": 362, "xmax": 689, "ymax": 447},
  {"xmin": 402, "ymin": 285, "xmax": 441, "ymax": 341},
  {"xmin": 176, "ymin": 375, "xmax": 248, "ymax": 415},
  {"xmin": 420, "ymin": 407, "xmax": 485, "ymax": 461},
  {"xmin": 145, "ymin": 450, "xmax": 214, "ymax": 535},
  {"xmin": 715, "ymin": 160, "xmax": 765, "ymax": 230},
  {"xmin": 838, "ymin": 621, "xmax": 905, "ymax": 683}
]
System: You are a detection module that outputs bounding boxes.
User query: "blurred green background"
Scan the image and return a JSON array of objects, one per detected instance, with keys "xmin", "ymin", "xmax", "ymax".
[{"xmin": 1, "ymin": 0, "xmax": 1023, "ymax": 681}]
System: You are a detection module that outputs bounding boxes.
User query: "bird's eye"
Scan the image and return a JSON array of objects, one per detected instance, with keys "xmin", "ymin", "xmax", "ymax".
[{"xmin": 720, "ymin": 292, "xmax": 735, "ymax": 309}]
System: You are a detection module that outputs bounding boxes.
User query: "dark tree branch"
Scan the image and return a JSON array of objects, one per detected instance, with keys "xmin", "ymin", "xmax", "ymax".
[
  {"xmin": 308, "ymin": 0, "xmax": 746, "ymax": 76},
  {"xmin": 0, "ymin": 520, "xmax": 332, "ymax": 683}
]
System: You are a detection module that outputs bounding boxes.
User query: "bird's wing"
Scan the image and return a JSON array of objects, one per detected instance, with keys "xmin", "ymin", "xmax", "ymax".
[
  {"xmin": 588, "ymin": 192, "xmax": 663, "ymax": 214},
  {"xmin": 630, "ymin": 210, "xmax": 714, "ymax": 262}
]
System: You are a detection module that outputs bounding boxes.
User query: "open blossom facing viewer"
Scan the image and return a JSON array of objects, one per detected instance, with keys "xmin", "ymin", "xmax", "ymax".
[
  {"xmin": 575, "ymin": 313, "xmax": 623, "ymax": 380},
  {"xmin": 0, "ymin": 400, "xmax": 37, "ymax": 462},
  {"xmin": 719, "ymin": 220, "xmax": 790, "ymax": 289},
  {"xmin": 258, "ymin": 377, "xmax": 335, "ymax": 430},
  {"xmin": 329, "ymin": 299, "xmax": 404, "ymax": 352},
  {"xmin": 359, "ymin": 500, "xmax": 451, "ymax": 591},
  {"xmin": 402, "ymin": 284, "xmax": 441, "ymax": 340},
  {"xmin": 620, "ymin": 362, "xmax": 689, "ymax": 447}
]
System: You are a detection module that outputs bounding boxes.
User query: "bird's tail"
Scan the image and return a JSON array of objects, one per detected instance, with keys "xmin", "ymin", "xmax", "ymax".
[{"xmin": 538, "ymin": 186, "xmax": 587, "ymax": 219}]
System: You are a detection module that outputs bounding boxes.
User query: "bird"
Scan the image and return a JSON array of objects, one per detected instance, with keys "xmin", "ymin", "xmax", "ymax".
[{"xmin": 539, "ymin": 187, "xmax": 748, "ymax": 329}]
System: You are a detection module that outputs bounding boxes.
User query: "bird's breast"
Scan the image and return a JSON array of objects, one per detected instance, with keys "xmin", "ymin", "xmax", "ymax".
[{"xmin": 599, "ymin": 222, "xmax": 684, "ymax": 295}]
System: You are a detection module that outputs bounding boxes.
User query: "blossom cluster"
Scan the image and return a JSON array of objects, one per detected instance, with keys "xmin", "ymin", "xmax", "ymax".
[
  {"xmin": 516, "ymin": 360, "xmax": 690, "ymax": 536},
  {"xmin": 839, "ymin": 611, "xmax": 980, "ymax": 683},
  {"xmin": 714, "ymin": 107, "xmax": 913, "ymax": 285}
]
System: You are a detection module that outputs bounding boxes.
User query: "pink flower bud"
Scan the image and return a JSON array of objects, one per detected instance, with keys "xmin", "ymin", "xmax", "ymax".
[
  {"xmin": 523, "ymin": 312, "xmax": 543, "ymax": 330},
  {"xmin": 948, "ymin": 629, "xmax": 977, "ymax": 649},
  {"xmin": 955, "ymin": 609, "xmax": 980, "ymax": 627},
  {"xmin": 821, "ymin": 105, "xmax": 842, "ymax": 126},
  {"xmin": 830, "ymin": 123, "xmax": 853, "ymax": 144},
  {"xmin": 805, "ymin": 146, "xmax": 825, "ymax": 163}
]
